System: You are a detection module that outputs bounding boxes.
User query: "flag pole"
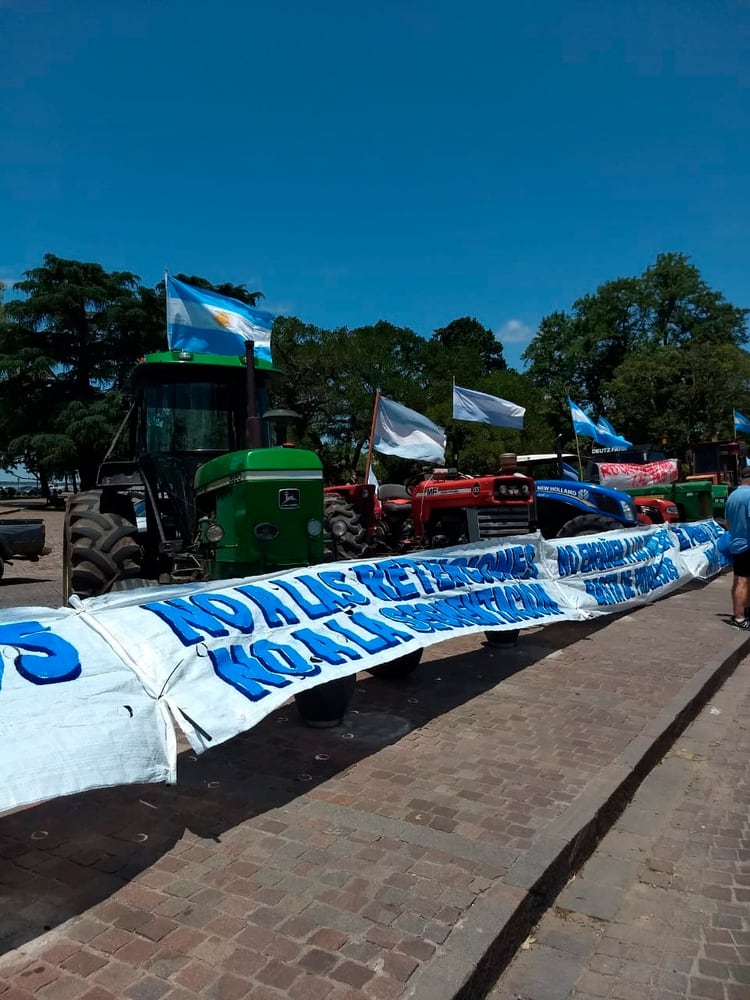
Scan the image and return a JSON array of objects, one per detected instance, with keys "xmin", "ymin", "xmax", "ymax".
[
  {"xmin": 574, "ymin": 430, "xmax": 583, "ymax": 478},
  {"xmin": 364, "ymin": 390, "xmax": 381, "ymax": 486},
  {"xmin": 164, "ymin": 269, "xmax": 170, "ymax": 349}
]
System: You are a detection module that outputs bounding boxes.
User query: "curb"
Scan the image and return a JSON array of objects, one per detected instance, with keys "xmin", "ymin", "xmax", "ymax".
[{"xmin": 406, "ymin": 628, "xmax": 750, "ymax": 999}]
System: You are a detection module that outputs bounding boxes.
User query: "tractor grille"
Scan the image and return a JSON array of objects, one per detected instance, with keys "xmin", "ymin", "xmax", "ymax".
[{"xmin": 468, "ymin": 505, "xmax": 532, "ymax": 541}]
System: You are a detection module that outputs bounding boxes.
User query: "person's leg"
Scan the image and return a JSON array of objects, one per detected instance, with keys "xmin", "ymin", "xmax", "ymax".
[
  {"xmin": 732, "ymin": 573, "xmax": 750, "ymax": 619},
  {"xmin": 731, "ymin": 551, "xmax": 750, "ymax": 621}
]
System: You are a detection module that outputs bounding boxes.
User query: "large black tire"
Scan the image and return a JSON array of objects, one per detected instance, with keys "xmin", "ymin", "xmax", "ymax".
[
  {"xmin": 64, "ymin": 491, "xmax": 143, "ymax": 601},
  {"xmin": 295, "ymin": 674, "xmax": 356, "ymax": 728},
  {"xmin": 324, "ymin": 494, "xmax": 369, "ymax": 560},
  {"xmin": 367, "ymin": 648, "xmax": 423, "ymax": 679},
  {"xmin": 556, "ymin": 514, "xmax": 623, "ymax": 538}
]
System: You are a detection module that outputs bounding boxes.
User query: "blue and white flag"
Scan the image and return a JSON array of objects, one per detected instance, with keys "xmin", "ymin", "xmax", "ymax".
[
  {"xmin": 594, "ymin": 416, "xmax": 632, "ymax": 450},
  {"xmin": 734, "ymin": 410, "xmax": 750, "ymax": 434},
  {"xmin": 568, "ymin": 398, "xmax": 598, "ymax": 440},
  {"xmin": 372, "ymin": 396, "xmax": 445, "ymax": 463},
  {"xmin": 562, "ymin": 461, "xmax": 580, "ymax": 481},
  {"xmin": 452, "ymin": 384, "xmax": 525, "ymax": 430},
  {"xmin": 166, "ymin": 275, "xmax": 274, "ymax": 362}
]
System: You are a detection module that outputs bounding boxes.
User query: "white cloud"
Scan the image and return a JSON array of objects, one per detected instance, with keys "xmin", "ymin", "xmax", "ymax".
[{"xmin": 495, "ymin": 318, "xmax": 535, "ymax": 345}]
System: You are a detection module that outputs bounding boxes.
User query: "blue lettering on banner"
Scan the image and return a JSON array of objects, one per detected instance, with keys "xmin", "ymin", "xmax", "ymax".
[
  {"xmin": 317, "ymin": 571, "xmax": 370, "ymax": 607},
  {"xmin": 327, "ymin": 612, "xmax": 412, "ymax": 653},
  {"xmin": 234, "ymin": 584, "xmax": 301, "ymax": 628},
  {"xmin": 0, "ymin": 621, "xmax": 81, "ymax": 687},
  {"xmin": 381, "ymin": 582, "xmax": 561, "ymax": 632},
  {"xmin": 144, "ymin": 596, "xmax": 238, "ymax": 646},
  {"xmin": 584, "ymin": 558, "xmax": 680, "ymax": 606},
  {"xmin": 352, "ymin": 545, "xmax": 540, "ymax": 603},
  {"xmin": 556, "ymin": 530, "xmax": 673, "ymax": 578},
  {"xmin": 274, "ymin": 574, "xmax": 369, "ymax": 618},
  {"xmin": 352, "ymin": 564, "xmax": 401, "ymax": 601},
  {"xmin": 191, "ymin": 593, "xmax": 254, "ymax": 632},
  {"xmin": 672, "ymin": 521, "xmax": 722, "ymax": 551},
  {"xmin": 209, "ymin": 638, "xmax": 321, "ymax": 701},
  {"xmin": 292, "ymin": 627, "xmax": 363, "ymax": 665}
]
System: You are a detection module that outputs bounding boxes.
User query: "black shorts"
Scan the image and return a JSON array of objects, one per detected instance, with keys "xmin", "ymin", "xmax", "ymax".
[{"xmin": 733, "ymin": 550, "xmax": 750, "ymax": 578}]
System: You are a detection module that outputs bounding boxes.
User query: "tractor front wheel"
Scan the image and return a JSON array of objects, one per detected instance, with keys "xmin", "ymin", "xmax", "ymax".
[
  {"xmin": 324, "ymin": 495, "xmax": 369, "ymax": 560},
  {"xmin": 64, "ymin": 491, "xmax": 143, "ymax": 601},
  {"xmin": 556, "ymin": 514, "xmax": 623, "ymax": 538}
]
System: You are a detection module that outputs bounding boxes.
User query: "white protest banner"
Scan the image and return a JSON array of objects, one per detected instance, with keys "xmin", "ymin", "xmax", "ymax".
[
  {"xmin": 0, "ymin": 521, "xmax": 729, "ymax": 814},
  {"xmin": 596, "ymin": 460, "xmax": 679, "ymax": 489},
  {"xmin": 0, "ymin": 605, "xmax": 174, "ymax": 812}
]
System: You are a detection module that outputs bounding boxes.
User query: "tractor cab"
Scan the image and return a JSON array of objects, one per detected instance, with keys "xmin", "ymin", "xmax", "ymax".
[{"xmin": 65, "ymin": 349, "xmax": 325, "ymax": 600}]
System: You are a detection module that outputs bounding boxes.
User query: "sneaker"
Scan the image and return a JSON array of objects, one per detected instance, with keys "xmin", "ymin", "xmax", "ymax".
[{"xmin": 730, "ymin": 617, "xmax": 750, "ymax": 630}]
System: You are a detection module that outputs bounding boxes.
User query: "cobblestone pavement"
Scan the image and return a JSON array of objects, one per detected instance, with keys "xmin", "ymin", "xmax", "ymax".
[
  {"xmin": 490, "ymin": 634, "xmax": 750, "ymax": 1000},
  {"xmin": 0, "ymin": 517, "xmax": 746, "ymax": 999}
]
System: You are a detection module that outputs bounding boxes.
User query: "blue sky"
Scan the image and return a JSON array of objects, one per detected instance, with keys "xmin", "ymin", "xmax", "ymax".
[{"xmin": 2, "ymin": 0, "xmax": 748, "ymax": 369}]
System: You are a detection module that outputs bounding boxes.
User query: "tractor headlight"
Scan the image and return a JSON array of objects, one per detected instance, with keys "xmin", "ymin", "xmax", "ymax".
[
  {"xmin": 254, "ymin": 522, "xmax": 279, "ymax": 541},
  {"xmin": 620, "ymin": 500, "xmax": 635, "ymax": 521},
  {"xmin": 306, "ymin": 517, "xmax": 323, "ymax": 537},
  {"xmin": 331, "ymin": 519, "xmax": 348, "ymax": 538},
  {"xmin": 520, "ymin": 484, "xmax": 530, "ymax": 496},
  {"xmin": 497, "ymin": 484, "xmax": 508, "ymax": 496},
  {"xmin": 206, "ymin": 523, "xmax": 225, "ymax": 544}
]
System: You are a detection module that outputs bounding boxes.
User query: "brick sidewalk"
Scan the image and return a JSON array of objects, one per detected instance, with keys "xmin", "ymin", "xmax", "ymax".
[
  {"xmin": 0, "ymin": 574, "xmax": 746, "ymax": 1000},
  {"xmin": 491, "ymin": 594, "xmax": 750, "ymax": 1000}
]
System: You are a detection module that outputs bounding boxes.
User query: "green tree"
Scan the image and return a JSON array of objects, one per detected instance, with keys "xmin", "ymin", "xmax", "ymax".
[
  {"xmin": 425, "ymin": 316, "xmax": 507, "ymax": 396},
  {"xmin": 6, "ymin": 254, "xmax": 160, "ymax": 394},
  {"xmin": 523, "ymin": 253, "xmax": 749, "ymax": 448},
  {"xmin": 269, "ymin": 317, "xmax": 430, "ymax": 482},
  {"xmin": 1, "ymin": 255, "xmax": 168, "ymax": 489},
  {"xmin": 606, "ymin": 342, "xmax": 750, "ymax": 452}
]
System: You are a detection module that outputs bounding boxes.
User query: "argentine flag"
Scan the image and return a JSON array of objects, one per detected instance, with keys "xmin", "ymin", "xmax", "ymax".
[
  {"xmin": 568, "ymin": 397, "xmax": 598, "ymax": 440},
  {"xmin": 372, "ymin": 396, "xmax": 446, "ymax": 464},
  {"xmin": 452, "ymin": 384, "xmax": 525, "ymax": 429},
  {"xmin": 734, "ymin": 410, "xmax": 750, "ymax": 435},
  {"xmin": 166, "ymin": 275, "xmax": 274, "ymax": 362},
  {"xmin": 594, "ymin": 415, "xmax": 632, "ymax": 450}
]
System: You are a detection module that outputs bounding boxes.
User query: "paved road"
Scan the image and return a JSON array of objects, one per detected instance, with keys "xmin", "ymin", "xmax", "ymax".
[
  {"xmin": 0, "ymin": 508, "xmax": 747, "ymax": 999},
  {"xmin": 491, "ymin": 642, "xmax": 750, "ymax": 1000}
]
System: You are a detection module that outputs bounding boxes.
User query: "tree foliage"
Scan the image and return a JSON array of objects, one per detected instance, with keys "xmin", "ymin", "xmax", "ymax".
[
  {"xmin": 523, "ymin": 253, "xmax": 749, "ymax": 451},
  {"xmin": 1, "ymin": 250, "xmax": 746, "ymax": 491}
]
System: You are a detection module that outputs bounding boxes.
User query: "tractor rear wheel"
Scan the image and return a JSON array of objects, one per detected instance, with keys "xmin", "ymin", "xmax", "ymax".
[
  {"xmin": 556, "ymin": 514, "xmax": 623, "ymax": 538},
  {"xmin": 324, "ymin": 495, "xmax": 369, "ymax": 560},
  {"xmin": 64, "ymin": 491, "xmax": 143, "ymax": 601}
]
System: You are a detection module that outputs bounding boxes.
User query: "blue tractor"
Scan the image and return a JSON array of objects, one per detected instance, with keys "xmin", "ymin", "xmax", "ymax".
[{"xmin": 515, "ymin": 454, "xmax": 639, "ymax": 537}]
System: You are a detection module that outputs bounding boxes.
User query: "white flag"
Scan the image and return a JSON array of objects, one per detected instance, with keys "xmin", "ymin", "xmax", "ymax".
[
  {"xmin": 452, "ymin": 384, "xmax": 525, "ymax": 429},
  {"xmin": 372, "ymin": 396, "xmax": 445, "ymax": 463}
]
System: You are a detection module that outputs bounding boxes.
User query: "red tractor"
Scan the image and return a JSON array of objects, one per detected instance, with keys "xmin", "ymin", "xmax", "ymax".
[{"xmin": 324, "ymin": 467, "xmax": 535, "ymax": 561}]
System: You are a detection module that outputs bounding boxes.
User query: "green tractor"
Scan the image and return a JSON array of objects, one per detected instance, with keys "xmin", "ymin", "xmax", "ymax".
[
  {"xmin": 63, "ymin": 347, "xmax": 325, "ymax": 598},
  {"xmin": 62, "ymin": 347, "xmax": 353, "ymax": 723}
]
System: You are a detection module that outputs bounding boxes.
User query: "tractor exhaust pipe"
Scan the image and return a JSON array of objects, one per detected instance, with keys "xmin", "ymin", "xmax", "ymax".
[{"xmin": 245, "ymin": 341, "xmax": 262, "ymax": 449}]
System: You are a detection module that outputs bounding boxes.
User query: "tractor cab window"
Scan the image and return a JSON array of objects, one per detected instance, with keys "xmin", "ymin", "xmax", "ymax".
[{"xmin": 142, "ymin": 382, "xmax": 237, "ymax": 453}]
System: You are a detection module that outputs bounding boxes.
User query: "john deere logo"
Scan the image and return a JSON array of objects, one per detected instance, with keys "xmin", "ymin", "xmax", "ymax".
[{"xmin": 279, "ymin": 488, "xmax": 300, "ymax": 509}]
